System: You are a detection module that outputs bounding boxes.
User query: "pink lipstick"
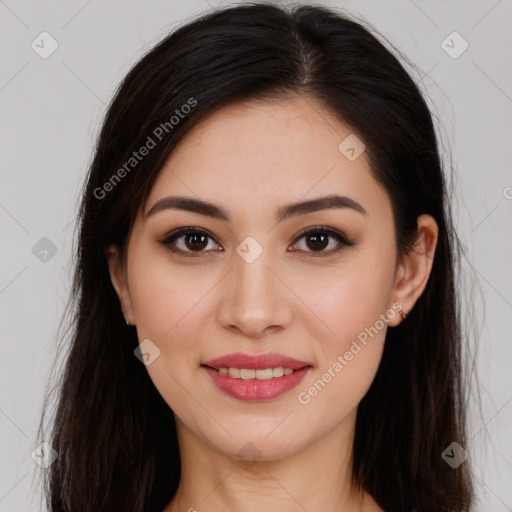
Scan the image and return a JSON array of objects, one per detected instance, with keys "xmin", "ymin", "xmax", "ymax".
[{"xmin": 202, "ymin": 352, "xmax": 313, "ymax": 401}]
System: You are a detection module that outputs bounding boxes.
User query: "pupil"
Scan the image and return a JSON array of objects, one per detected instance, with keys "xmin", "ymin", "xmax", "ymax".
[
  {"xmin": 186, "ymin": 233, "xmax": 207, "ymax": 251},
  {"xmin": 307, "ymin": 233, "xmax": 328, "ymax": 251}
]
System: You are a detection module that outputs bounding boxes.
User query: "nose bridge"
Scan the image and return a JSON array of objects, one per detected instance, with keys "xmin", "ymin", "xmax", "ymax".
[
  {"xmin": 218, "ymin": 238, "xmax": 291, "ymax": 336},
  {"xmin": 236, "ymin": 244, "xmax": 273, "ymax": 298}
]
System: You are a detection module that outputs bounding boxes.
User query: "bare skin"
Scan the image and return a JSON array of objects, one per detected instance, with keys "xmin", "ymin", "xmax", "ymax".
[{"xmin": 106, "ymin": 94, "xmax": 438, "ymax": 512}]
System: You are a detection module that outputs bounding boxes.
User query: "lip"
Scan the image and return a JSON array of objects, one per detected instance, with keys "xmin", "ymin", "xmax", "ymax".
[
  {"xmin": 202, "ymin": 352, "xmax": 313, "ymax": 370},
  {"xmin": 201, "ymin": 352, "xmax": 313, "ymax": 401},
  {"xmin": 202, "ymin": 366, "xmax": 311, "ymax": 401}
]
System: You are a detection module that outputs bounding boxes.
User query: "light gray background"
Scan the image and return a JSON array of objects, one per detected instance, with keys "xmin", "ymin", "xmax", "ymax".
[{"xmin": 1, "ymin": 1, "xmax": 511, "ymax": 510}]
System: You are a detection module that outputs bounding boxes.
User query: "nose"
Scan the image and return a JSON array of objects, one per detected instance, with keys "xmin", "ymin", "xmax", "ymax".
[{"xmin": 217, "ymin": 246, "xmax": 293, "ymax": 339}]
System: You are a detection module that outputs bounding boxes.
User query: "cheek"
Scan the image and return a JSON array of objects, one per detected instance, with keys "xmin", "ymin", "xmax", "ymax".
[
  {"xmin": 127, "ymin": 256, "xmax": 209, "ymax": 416},
  {"xmin": 289, "ymin": 246, "xmax": 395, "ymax": 401},
  {"xmin": 128, "ymin": 242, "xmax": 201, "ymax": 327},
  {"xmin": 292, "ymin": 255, "xmax": 395, "ymax": 348},
  {"xmin": 294, "ymin": 275, "xmax": 390, "ymax": 418},
  {"xmin": 126, "ymin": 249, "xmax": 207, "ymax": 362}
]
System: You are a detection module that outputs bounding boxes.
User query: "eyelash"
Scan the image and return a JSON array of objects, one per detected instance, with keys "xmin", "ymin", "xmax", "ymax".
[{"xmin": 158, "ymin": 225, "xmax": 356, "ymax": 259}]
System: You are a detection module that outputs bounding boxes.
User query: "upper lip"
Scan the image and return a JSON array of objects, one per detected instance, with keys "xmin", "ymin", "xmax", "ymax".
[{"xmin": 202, "ymin": 352, "xmax": 313, "ymax": 370}]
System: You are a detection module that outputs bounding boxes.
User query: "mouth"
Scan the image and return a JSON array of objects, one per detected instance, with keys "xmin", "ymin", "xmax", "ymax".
[{"xmin": 201, "ymin": 362, "xmax": 312, "ymax": 401}]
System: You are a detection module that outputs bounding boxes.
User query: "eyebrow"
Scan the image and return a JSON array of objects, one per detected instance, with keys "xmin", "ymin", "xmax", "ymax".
[{"xmin": 145, "ymin": 194, "xmax": 367, "ymax": 222}]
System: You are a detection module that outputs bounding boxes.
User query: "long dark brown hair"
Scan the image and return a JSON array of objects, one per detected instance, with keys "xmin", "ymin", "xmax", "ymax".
[{"xmin": 36, "ymin": 2, "xmax": 477, "ymax": 511}]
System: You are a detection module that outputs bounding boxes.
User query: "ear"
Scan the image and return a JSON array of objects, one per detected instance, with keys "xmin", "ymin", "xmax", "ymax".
[
  {"xmin": 387, "ymin": 214, "xmax": 439, "ymax": 327},
  {"xmin": 105, "ymin": 244, "xmax": 136, "ymax": 325}
]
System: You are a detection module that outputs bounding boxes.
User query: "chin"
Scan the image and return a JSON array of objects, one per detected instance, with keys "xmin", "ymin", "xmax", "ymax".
[{"xmin": 204, "ymin": 427, "xmax": 307, "ymax": 463}]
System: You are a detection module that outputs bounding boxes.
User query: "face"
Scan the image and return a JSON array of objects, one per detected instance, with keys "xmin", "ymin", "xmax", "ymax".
[{"xmin": 107, "ymin": 94, "xmax": 423, "ymax": 463}]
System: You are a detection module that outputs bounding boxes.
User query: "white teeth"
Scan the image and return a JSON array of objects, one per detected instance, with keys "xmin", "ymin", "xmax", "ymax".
[
  {"xmin": 240, "ymin": 369, "xmax": 256, "ymax": 380},
  {"xmin": 216, "ymin": 367, "xmax": 297, "ymax": 379},
  {"xmin": 255, "ymin": 368, "xmax": 274, "ymax": 380},
  {"xmin": 272, "ymin": 367, "xmax": 284, "ymax": 378},
  {"xmin": 228, "ymin": 367, "xmax": 241, "ymax": 378}
]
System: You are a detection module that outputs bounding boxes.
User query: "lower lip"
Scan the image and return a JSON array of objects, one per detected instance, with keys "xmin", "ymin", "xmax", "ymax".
[{"xmin": 202, "ymin": 366, "xmax": 311, "ymax": 401}]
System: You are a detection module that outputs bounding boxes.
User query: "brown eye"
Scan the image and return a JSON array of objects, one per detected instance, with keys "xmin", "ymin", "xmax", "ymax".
[
  {"xmin": 304, "ymin": 232, "xmax": 330, "ymax": 251},
  {"xmin": 183, "ymin": 232, "xmax": 209, "ymax": 251},
  {"xmin": 159, "ymin": 227, "xmax": 221, "ymax": 257},
  {"xmin": 289, "ymin": 226, "xmax": 356, "ymax": 257}
]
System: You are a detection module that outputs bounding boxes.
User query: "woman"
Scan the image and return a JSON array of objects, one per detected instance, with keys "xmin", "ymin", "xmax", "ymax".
[{"xmin": 37, "ymin": 2, "xmax": 475, "ymax": 511}]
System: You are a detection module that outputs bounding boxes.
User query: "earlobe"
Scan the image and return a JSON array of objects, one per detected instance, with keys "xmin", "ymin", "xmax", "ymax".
[
  {"xmin": 104, "ymin": 244, "xmax": 135, "ymax": 325},
  {"xmin": 389, "ymin": 214, "xmax": 439, "ymax": 326}
]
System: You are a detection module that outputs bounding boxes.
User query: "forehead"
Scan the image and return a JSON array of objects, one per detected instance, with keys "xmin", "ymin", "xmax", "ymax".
[{"xmin": 145, "ymin": 95, "xmax": 392, "ymax": 224}]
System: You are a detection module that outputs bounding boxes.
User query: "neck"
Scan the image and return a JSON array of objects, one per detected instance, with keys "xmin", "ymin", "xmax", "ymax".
[{"xmin": 165, "ymin": 408, "xmax": 381, "ymax": 512}]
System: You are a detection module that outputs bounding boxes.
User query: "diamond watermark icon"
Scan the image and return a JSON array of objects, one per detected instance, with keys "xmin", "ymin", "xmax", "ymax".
[
  {"xmin": 134, "ymin": 338, "xmax": 161, "ymax": 366},
  {"xmin": 32, "ymin": 237, "xmax": 58, "ymax": 263},
  {"xmin": 441, "ymin": 441, "xmax": 468, "ymax": 468},
  {"xmin": 441, "ymin": 31, "xmax": 468, "ymax": 59},
  {"xmin": 236, "ymin": 441, "xmax": 263, "ymax": 468},
  {"xmin": 31, "ymin": 31, "xmax": 59, "ymax": 59},
  {"xmin": 31, "ymin": 442, "xmax": 58, "ymax": 468},
  {"xmin": 236, "ymin": 236, "xmax": 263, "ymax": 264},
  {"xmin": 338, "ymin": 134, "xmax": 365, "ymax": 161}
]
